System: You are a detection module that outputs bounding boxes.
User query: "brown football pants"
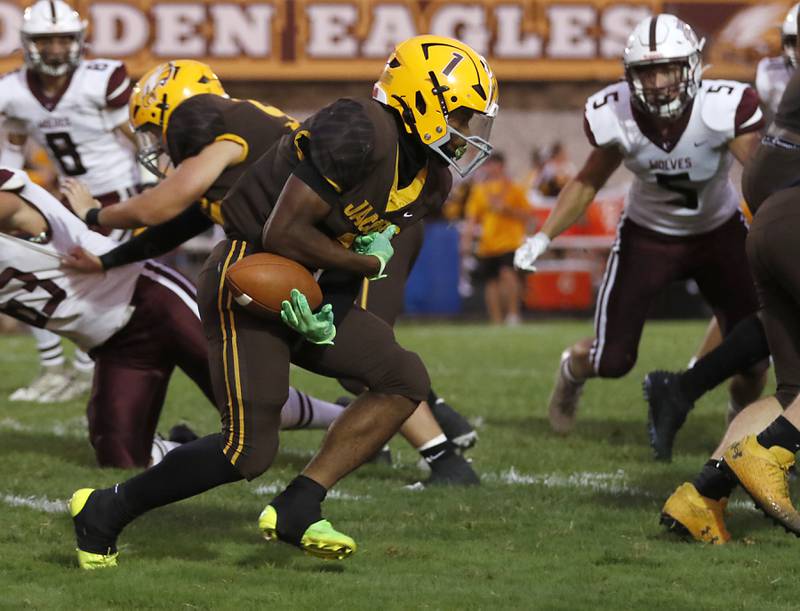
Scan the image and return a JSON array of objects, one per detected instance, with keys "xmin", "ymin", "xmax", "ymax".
[{"xmin": 198, "ymin": 239, "xmax": 430, "ymax": 480}]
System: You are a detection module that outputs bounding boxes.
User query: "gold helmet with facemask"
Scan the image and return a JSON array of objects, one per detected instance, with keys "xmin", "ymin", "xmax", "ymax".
[
  {"xmin": 129, "ymin": 60, "xmax": 227, "ymax": 177},
  {"xmin": 372, "ymin": 35, "xmax": 499, "ymax": 178}
]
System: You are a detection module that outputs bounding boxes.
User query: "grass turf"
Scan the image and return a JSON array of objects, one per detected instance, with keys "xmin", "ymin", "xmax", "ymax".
[{"xmin": 0, "ymin": 321, "xmax": 797, "ymax": 610}]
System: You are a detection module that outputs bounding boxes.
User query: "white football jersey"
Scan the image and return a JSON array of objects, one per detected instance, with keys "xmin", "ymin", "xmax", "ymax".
[
  {"xmin": 0, "ymin": 167, "xmax": 141, "ymax": 350},
  {"xmin": 756, "ymin": 56, "xmax": 794, "ymax": 115},
  {"xmin": 0, "ymin": 59, "xmax": 138, "ymax": 196},
  {"xmin": 584, "ymin": 79, "xmax": 762, "ymax": 236}
]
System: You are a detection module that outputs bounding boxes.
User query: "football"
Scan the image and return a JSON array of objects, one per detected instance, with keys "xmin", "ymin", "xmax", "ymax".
[{"xmin": 224, "ymin": 253, "xmax": 322, "ymax": 317}]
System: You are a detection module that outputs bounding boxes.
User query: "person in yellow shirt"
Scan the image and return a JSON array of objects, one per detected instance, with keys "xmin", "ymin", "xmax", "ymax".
[{"xmin": 463, "ymin": 153, "xmax": 532, "ymax": 324}]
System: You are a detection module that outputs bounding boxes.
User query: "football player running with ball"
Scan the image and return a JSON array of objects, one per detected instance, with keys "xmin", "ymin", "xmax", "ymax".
[
  {"xmin": 63, "ymin": 59, "xmax": 478, "ymax": 486},
  {"xmin": 514, "ymin": 15, "xmax": 767, "ymax": 438},
  {"xmin": 69, "ymin": 35, "xmax": 498, "ymax": 569},
  {"xmin": 0, "ymin": 0, "xmax": 149, "ymax": 403}
]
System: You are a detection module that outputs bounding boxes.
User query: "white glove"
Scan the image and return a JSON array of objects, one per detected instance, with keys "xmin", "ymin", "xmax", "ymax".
[{"xmin": 514, "ymin": 232, "xmax": 551, "ymax": 272}]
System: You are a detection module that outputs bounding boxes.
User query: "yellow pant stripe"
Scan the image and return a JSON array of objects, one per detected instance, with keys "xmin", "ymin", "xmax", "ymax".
[
  {"xmin": 359, "ymin": 278, "xmax": 370, "ymax": 310},
  {"xmin": 226, "ymin": 241, "xmax": 249, "ymax": 463},
  {"xmin": 218, "ymin": 240, "xmax": 239, "ymax": 457}
]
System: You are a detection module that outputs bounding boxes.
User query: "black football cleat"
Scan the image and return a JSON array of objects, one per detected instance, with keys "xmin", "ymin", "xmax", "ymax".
[
  {"xmin": 412, "ymin": 454, "xmax": 480, "ymax": 489},
  {"xmin": 430, "ymin": 398, "xmax": 478, "ymax": 451},
  {"xmin": 643, "ymin": 370, "xmax": 693, "ymax": 462}
]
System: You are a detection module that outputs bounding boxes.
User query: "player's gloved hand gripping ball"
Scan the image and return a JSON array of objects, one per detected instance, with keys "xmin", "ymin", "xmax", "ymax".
[
  {"xmin": 353, "ymin": 225, "xmax": 398, "ymax": 280},
  {"xmin": 280, "ymin": 289, "xmax": 336, "ymax": 345}
]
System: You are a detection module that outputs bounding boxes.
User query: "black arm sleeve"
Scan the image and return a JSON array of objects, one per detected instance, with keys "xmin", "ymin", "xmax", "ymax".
[{"xmin": 99, "ymin": 203, "xmax": 214, "ymax": 270}]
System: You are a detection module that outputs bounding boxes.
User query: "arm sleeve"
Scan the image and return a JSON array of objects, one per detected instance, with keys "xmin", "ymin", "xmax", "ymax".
[
  {"xmin": 292, "ymin": 99, "xmax": 377, "ymax": 206},
  {"xmin": 99, "ymin": 203, "xmax": 213, "ymax": 270}
]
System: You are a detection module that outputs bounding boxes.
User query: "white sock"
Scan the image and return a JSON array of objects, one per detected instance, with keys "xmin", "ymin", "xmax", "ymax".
[
  {"xmin": 31, "ymin": 326, "xmax": 64, "ymax": 368},
  {"xmin": 280, "ymin": 387, "xmax": 346, "ymax": 430},
  {"xmin": 561, "ymin": 354, "xmax": 586, "ymax": 385},
  {"xmin": 72, "ymin": 349, "xmax": 95, "ymax": 373},
  {"xmin": 416, "ymin": 433, "xmax": 447, "ymax": 452}
]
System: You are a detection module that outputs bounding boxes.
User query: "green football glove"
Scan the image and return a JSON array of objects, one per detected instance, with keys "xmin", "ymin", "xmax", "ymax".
[
  {"xmin": 280, "ymin": 289, "xmax": 336, "ymax": 345},
  {"xmin": 353, "ymin": 225, "xmax": 398, "ymax": 280}
]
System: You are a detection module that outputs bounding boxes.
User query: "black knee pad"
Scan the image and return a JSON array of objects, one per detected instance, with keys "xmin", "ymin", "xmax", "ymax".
[{"xmin": 367, "ymin": 348, "xmax": 430, "ymax": 403}]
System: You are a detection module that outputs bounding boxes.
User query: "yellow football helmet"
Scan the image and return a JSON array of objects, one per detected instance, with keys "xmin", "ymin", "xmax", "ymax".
[
  {"xmin": 373, "ymin": 35, "xmax": 499, "ymax": 177},
  {"xmin": 129, "ymin": 60, "xmax": 226, "ymax": 176}
]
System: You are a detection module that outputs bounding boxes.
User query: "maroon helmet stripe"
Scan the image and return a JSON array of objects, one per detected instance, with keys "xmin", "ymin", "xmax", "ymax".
[{"xmin": 649, "ymin": 15, "xmax": 659, "ymax": 52}]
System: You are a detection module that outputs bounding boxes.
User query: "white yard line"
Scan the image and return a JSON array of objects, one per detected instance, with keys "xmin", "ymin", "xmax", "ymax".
[
  {"xmin": 252, "ymin": 482, "xmax": 369, "ymax": 501},
  {"xmin": 0, "ymin": 417, "xmax": 87, "ymax": 438},
  {"xmin": 0, "ymin": 468, "xmax": 760, "ymax": 515},
  {"xmin": 1, "ymin": 494, "xmax": 67, "ymax": 514}
]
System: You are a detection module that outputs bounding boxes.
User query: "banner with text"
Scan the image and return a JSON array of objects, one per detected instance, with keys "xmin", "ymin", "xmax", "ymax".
[{"xmin": 0, "ymin": 0, "xmax": 792, "ymax": 80}]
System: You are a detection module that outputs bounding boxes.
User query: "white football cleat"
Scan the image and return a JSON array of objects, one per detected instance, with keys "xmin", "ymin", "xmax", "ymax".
[
  {"xmin": 37, "ymin": 368, "xmax": 93, "ymax": 403},
  {"xmin": 9, "ymin": 367, "xmax": 72, "ymax": 402}
]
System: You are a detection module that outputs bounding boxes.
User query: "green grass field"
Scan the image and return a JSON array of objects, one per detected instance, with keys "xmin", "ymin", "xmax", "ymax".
[{"xmin": 0, "ymin": 320, "xmax": 797, "ymax": 610}]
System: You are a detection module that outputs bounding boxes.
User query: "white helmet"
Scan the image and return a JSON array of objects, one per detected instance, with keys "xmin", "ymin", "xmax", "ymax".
[
  {"xmin": 21, "ymin": 0, "xmax": 86, "ymax": 77},
  {"xmin": 623, "ymin": 14, "xmax": 705, "ymax": 120},
  {"xmin": 782, "ymin": 3, "xmax": 800, "ymax": 68}
]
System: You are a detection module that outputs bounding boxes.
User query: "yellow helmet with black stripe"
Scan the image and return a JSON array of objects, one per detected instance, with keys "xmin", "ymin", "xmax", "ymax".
[
  {"xmin": 129, "ymin": 60, "xmax": 226, "ymax": 176},
  {"xmin": 373, "ymin": 35, "xmax": 499, "ymax": 177}
]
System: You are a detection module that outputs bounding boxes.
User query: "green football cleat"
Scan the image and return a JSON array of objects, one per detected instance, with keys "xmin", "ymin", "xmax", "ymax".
[
  {"xmin": 258, "ymin": 505, "xmax": 356, "ymax": 560},
  {"xmin": 70, "ymin": 488, "xmax": 118, "ymax": 570}
]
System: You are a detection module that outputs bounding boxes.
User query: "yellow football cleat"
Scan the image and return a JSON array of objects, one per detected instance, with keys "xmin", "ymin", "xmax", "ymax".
[
  {"xmin": 70, "ymin": 488, "xmax": 118, "ymax": 570},
  {"xmin": 660, "ymin": 482, "xmax": 730, "ymax": 544},
  {"xmin": 258, "ymin": 505, "xmax": 356, "ymax": 560},
  {"xmin": 724, "ymin": 435, "xmax": 800, "ymax": 536}
]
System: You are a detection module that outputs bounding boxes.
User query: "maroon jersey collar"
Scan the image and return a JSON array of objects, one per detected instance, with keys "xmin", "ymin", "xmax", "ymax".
[
  {"xmin": 631, "ymin": 99, "xmax": 695, "ymax": 153},
  {"xmin": 26, "ymin": 68, "xmax": 76, "ymax": 112}
]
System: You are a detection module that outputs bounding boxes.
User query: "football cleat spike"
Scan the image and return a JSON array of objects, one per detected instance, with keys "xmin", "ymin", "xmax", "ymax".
[
  {"xmin": 724, "ymin": 435, "xmax": 800, "ymax": 536},
  {"xmin": 258, "ymin": 505, "xmax": 356, "ymax": 560},
  {"xmin": 660, "ymin": 482, "xmax": 730, "ymax": 544},
  {"xmin": 70, "ymin": 488, "xmax": 118, "ymax": 570}
]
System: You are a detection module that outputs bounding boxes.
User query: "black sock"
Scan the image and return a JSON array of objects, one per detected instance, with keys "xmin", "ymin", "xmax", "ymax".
[
  {"xmin": 74, "ymin": 434, "xmax": 242, "ymax": 553},
  {"xmin": 420, "ymin": 439, "xmax": 456, "ymax": 470},
  {"xmin": 692, "ymin": 459, "xmax": 737, "ymax": 501},
  {"xmin": 757, "ymin": 416, "xmax": 800, "ymax": 453},
  {"xmin": 679, "ymin": 314, "xmax": 769, "ymax": 403},
  {"xmin": 114, "ymin": 434, "xmax": 242, "ymax": 528},
  {"xmin": 427, "ymin": 389, "xmax": 440, "ymax": 405},
  {"xmin": 269, "ymin": 475, "xmax": 327, "ymax": 545}
]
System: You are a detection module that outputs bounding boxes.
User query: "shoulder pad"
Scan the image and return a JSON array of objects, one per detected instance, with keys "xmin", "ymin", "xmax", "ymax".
[
  {"xmin": 584, "ymin": 82, "xmax": 629, "ymax": 148},
  {"xmin": 78, "ymin": 59, "xmax": 127, "ymax": 106},
  {"xmin": 700, "ymin": 80, "xmax": 749, "ymax": 135},
  {"xmin": 0, "ymin": 167, "xmax": 27, "ymax": 191}
]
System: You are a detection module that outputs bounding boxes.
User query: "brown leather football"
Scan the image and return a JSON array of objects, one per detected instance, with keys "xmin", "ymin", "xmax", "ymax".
[{"xmin": 224, "ymin": 253, "xmax": 322, "ymax": 317}]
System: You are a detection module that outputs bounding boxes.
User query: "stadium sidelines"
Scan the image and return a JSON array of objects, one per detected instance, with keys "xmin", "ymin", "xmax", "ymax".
[{"xmin": 1, "ymin": 468, "xmax": 759, "ymax": 515}]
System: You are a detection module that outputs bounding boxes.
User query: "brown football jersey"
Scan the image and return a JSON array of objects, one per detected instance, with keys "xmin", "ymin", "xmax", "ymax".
[
  {"xmin": 221, "ymin": 96, "xmax": 453, "ymax": 249},
  {"xmin": 166, "ymin": 94, "xmax": 298, "ymax": 224}
]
